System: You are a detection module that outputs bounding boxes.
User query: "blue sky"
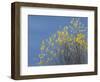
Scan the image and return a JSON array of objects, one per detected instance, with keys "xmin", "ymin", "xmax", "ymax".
[{"xmin": 28, "ymin": 15, "xmax": 88, "ymax": 66}]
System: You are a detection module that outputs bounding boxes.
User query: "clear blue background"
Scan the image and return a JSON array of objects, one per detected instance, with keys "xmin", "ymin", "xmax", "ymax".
[{"xmin": 28, "ymin": 15, "xmax": 87, "ymax": 66}]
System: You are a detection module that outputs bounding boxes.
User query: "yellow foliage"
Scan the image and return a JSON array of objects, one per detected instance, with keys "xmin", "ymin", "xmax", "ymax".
[
  {"xmin": 77, "ymin": 33, "xmax": 85, "ymax": 39},
  {"xmin": 49, "ymin": 36, "xmax": 55, "ymax": 47},
  {"xmin": 37, "ymin": 18, "xmax": 88, "ymax": 65},
  {"xmin": 75, "ymin": 33, "xmax": 87, "ymax": 48},
  {"xmin": 67, "ymin": 37, "xmax": 72, "ymax": 42},
  {"xmin": 56, "ymin": 31, "xmax": 68, "ymax": 46}
]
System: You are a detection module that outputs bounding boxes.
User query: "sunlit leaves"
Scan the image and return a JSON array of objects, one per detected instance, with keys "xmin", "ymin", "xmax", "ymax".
[
  {"xmin": 75, "ymin": 33, "xmax": 87, "ymax": 48},
  {"xmin": 36, "ymin": 18, "xmax": 87, "ymax": 65},
  {"xmin": 56, "ymin": 30, "xmax": 68, "ymax": 46}
]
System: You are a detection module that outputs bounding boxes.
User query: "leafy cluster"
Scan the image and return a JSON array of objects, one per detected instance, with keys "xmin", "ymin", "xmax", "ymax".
[{"xmin": 37, "ymin": 18, "xmax": 88, "ymax": 65}]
